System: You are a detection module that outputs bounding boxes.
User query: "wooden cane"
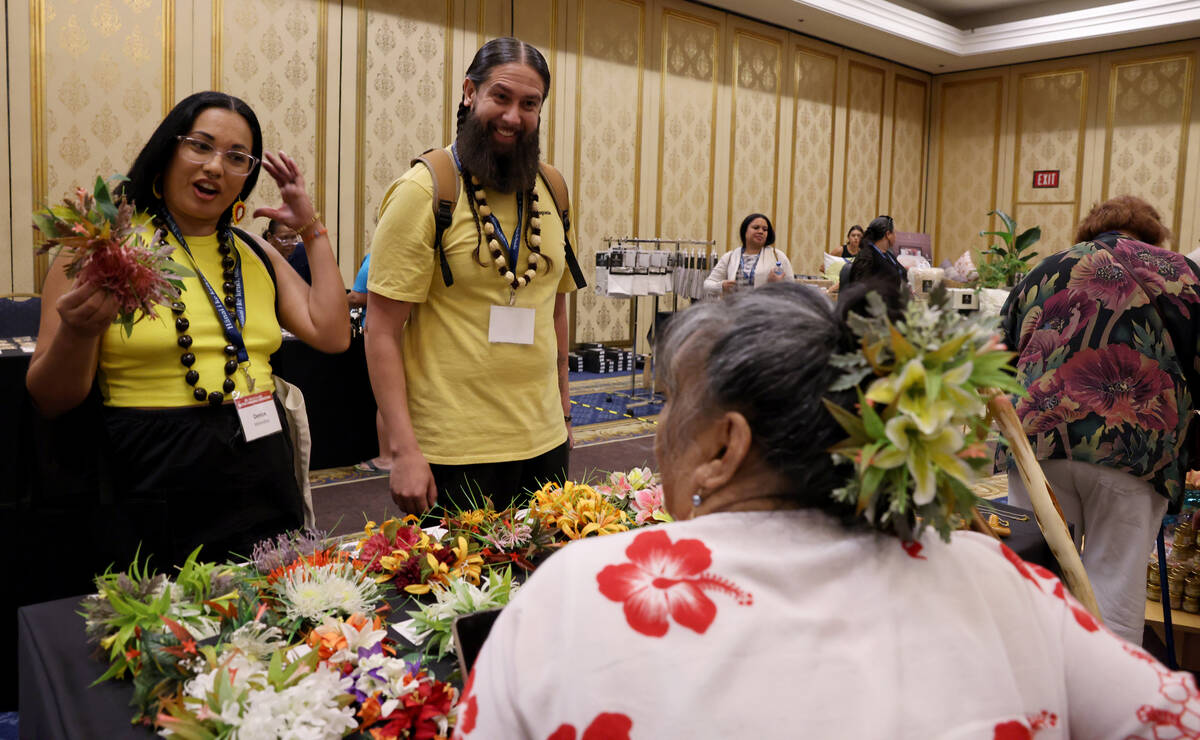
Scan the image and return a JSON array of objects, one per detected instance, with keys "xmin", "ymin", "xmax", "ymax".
[{"xmin": 985, "ymin": 390, "xmax": 1104, "ymax": 621}]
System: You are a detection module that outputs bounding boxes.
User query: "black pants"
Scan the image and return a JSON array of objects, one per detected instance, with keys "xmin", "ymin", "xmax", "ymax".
[{"xmin": 430, "ymin": 441, "xmax": 569, "ymax": 512}]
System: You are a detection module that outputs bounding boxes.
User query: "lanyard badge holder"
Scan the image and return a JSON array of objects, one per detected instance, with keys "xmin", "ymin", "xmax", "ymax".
[{"xmin": 161, "ymin": 212, "xmax": 282, "ymax": 440}]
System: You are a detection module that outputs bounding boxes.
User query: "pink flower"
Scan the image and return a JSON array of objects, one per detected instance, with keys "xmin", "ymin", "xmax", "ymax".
[
  {"xmin": 1066, "ymin": 250, "xmax": 1146, "ymax": 311},
  {"xmin": 596, "ymin": 530, "xmax": 751, "ymax": 637},
  {"xmin": 1015, "ymin": 372, "xmax": 1084, "ymax": 434},
  {"xmin": 1019, "ymin": 290, "xmax": 1097, "ymax": 350},
  {"xmin": 629, "ymin": 485, "xmax": 664, "ymax": 525},
  {"xmin": 1056, "ymin": 345, "xmax": 1178, "ymax": 431}
]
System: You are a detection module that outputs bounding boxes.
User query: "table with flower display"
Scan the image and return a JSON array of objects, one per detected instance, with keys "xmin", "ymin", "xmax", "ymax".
[{"xmin": 17, "ymin": 472, "xmax": 667, "ymax": 739}]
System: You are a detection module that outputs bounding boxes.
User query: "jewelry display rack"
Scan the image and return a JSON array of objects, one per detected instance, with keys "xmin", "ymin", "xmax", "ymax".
[{"xmin": 599, "ymin": 236, "xmax": 716, "ymax": 414}]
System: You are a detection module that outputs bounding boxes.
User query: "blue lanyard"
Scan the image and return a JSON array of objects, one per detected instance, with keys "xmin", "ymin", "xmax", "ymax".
[
  {"xmin": 737, "ymin": 249, "xmax": 763, "ymax": 280},
  {"xmin": 160, "ymin": 211, "xmax": 250, "ymax": 363},
  {"xmin": 451, "ymin": 144, "xmax": 523, "ymax": 266}
]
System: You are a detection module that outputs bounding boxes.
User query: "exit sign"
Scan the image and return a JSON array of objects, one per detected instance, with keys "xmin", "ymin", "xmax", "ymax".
[{"xmin": 1033, "ymin": 170, "xmax": 1060, "ymax": 188}]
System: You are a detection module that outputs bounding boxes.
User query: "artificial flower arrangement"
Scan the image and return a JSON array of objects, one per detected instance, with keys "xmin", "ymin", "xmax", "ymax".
[
  {"xmin": 354, "ymin": 516, "xmax": 485, "ymax": 595},
  {"xmin": 33, "ymin": 176, "xmax": 192, "ymax": 336},
  {"xmin": 83, "ymin": 469, "xmax": 672, "ymax": 737},
  {"xmin": 83, "ymin": 532, "xmax": 460, "ymax": 739},
  {"xmin": 824, "ymin": 286, "xmax": 1024, "ymax": 541}
]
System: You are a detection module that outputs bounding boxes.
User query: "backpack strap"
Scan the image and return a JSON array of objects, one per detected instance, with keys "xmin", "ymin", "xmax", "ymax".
[
  {"xmin": 412, "ymin": 148, "xmax": 460, "ymax": 287},
  {"xmin": 230, "ymin": 226, "xmax": 280, "ymax": 316},
  {"xmin": 537, "ymin": 162, "xmax": 588, "ymax": 290}
]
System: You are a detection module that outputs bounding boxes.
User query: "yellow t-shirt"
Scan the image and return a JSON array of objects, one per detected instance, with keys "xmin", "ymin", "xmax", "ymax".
[
  {"xmin": 98, "ymin": 231, "xmax": 280, "ymax": 407},
  {"xmin": 369, "ymin": 153, "xmax": 576, "ymax": 465}
]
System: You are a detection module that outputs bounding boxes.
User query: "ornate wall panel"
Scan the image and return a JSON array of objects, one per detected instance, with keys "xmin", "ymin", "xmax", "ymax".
[
  {"xmin": 889, "ymin": 75, "xmax": 927, "ymax": 235},
  {"xmin": 33, "ymin": 0, "xmax": 172, "ymax": 285},
  {"xmin": 788, "ymin": 47, "xmax": 837, "ymax": 271},
  {"xmin": 726, "ymin": 30, "xmax": 781, "ymax": 250},
  {"xmin": 1013, "ymin": 70, "xmax": 1086, "ymax": 252},
  {"xmin": 841, "ymin": 62, "xmax": 884, "ymax": 236},
  {"xmin": 935, "ymin": 78, "xmax": 1003, "ymax": 263},
  {"xmin": 1103, "ymin": 55, "xmax": 1193, "ymax": 244},
  {"xmin": 572, "ymin": 0, "xmax": 643, "ymax": 344},
  {"xmin": 215, "ymin": 0, "xmax": 327, "ymax": 234},
  {"xmin": 355, "ymin": 0, "xmax": 451, "ymax": 263},
  {"xmin": 656, "ymin": 10, "xmax": 717, "ymax": 242},
  {"xmin": 511, "ymin": 0, "xmax": 557, "ymax": 165}
]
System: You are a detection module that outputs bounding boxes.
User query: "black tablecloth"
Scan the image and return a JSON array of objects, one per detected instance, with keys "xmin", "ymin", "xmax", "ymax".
[{"xmin": 2, "ymin": 334, "xmax": 377, "ymax": 712}]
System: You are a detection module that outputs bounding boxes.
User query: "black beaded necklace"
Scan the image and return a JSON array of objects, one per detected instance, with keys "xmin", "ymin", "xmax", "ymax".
[{"xmin": 158, "ymin": 213, "xmax": 248, "ymax": 406}]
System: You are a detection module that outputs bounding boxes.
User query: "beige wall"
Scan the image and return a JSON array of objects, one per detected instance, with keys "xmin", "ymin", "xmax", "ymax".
[
  {"xmin": 3, "ymin": 0, "xmax": 930, "ymax": 347},
  {"xmin": 929, "ymin": 41, "xmax": 1200, "ymax": 266}
]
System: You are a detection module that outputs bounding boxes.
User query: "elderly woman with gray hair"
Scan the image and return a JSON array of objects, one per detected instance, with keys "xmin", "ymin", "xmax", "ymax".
[{"xmin": 454, "ymin": 283, "xmax": 1200, "ymax": 739}]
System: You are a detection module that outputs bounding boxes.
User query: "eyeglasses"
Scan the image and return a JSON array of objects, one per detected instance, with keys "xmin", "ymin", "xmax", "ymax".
[{"xmin": 175, "ymin": 136, "xmax": 259, "ymax": 176}]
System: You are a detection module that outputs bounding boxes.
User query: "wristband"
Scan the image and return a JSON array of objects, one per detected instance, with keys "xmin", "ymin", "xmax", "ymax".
[{"xmin": 564, "ymin": 414, "xmax": 573, "ymax": 423}]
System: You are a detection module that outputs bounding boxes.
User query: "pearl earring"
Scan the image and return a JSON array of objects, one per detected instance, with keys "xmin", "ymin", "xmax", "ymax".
[{"xmin": 691, "ymin": 492, "xmax": 703, "ymax": 509}]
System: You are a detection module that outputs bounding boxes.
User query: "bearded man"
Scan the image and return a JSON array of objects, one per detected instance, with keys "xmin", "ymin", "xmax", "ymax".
[{"xmin": 366, "ymin": 37, "xmax": 577, "ymax": 515}]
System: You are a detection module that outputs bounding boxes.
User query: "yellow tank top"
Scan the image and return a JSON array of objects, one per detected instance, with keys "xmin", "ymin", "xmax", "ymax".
[{"xmin": 98, "ymin": 230, "xmax": 280, "ymax": 407}]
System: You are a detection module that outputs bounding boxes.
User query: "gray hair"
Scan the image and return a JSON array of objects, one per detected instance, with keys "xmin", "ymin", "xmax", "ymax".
[{"xmin": 656, "ymin": 283, "xmax": 859, "ymax": 511}]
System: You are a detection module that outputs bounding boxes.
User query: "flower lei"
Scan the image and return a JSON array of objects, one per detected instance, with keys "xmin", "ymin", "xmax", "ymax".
[
  {"xmin": 824, "ymin": 287, "xmax": 1025, "ymax": 541},
  {"xmin": 355, "ymin": 516, "xmax": 484, "ymax": 595},
  {"xmin": 528, "ymin": 480, "xmax": 631, "ymax": 540}
]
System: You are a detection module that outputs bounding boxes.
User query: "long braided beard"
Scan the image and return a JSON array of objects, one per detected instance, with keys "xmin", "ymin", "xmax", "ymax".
[{"xmin": 455, "ymin": 107, "xmax": 541, "ymax": 193}]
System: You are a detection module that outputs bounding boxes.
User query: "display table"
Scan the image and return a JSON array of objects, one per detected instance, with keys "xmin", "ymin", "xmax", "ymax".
[{"xmin": 1145, "ymin": 601, "xmax": 1200, "ymax": 670}]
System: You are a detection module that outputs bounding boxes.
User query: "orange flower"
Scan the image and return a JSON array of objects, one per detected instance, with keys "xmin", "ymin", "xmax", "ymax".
[{"xmin": 306, "ymin": 623, "xmax": 349, "ymax": 661}]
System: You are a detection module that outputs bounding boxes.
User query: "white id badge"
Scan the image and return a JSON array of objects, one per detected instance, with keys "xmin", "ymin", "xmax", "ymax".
[
  {"xmin": 488, "ymin": 305, "xmax": 535, "ymax": 344},
  {"xmin": 235, "ymin": 391, "xmax": 283, "ymax": 441}
]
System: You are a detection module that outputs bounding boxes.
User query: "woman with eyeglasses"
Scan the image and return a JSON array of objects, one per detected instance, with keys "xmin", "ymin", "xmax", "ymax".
[
  {"xmin": 26, "ymin": 91, "xmax": 349, "ymax": 567},
  {"xmin": 264, "ymin": 219, "xmax": 312, "ymax": 284}
]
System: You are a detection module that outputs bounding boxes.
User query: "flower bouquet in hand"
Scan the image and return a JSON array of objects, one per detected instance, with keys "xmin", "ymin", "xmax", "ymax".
[
  {"xmin": 824, "ymin": 286, "xmax": 1025, "ymax": 541},
  {"xmin": 33, "ymin": 175, "xmax": 192, "ymax": 336}
]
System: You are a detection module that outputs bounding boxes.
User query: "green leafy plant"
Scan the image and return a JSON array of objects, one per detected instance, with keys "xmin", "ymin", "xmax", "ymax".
[{"xmin": 977, "ymin": 209, "xmax": 1041, "ymax": 289}]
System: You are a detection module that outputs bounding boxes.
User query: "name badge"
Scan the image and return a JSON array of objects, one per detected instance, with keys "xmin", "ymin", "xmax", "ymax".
[
  {"xmin": 234, "ymin": 391, "xmax": 283, "ymax": 441},
  {"xmin": 488, "ymin": 305, "xmax": 535, "ymax": 344}
]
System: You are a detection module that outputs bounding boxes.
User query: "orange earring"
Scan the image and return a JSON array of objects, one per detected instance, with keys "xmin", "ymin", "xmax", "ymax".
[{"xmin": 232, "ymin": 199, "xmax": 246, "ymax": 224}]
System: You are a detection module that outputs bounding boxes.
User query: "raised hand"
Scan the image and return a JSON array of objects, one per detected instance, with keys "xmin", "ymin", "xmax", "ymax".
[{"xmin": 253, "ymin": 150, "xmax": 316, "ymax": 231}]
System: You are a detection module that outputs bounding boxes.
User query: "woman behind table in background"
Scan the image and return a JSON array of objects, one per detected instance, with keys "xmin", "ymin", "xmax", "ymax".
[
  {"xmin": 26, "ymin": 91, "xmax": 350, "ymax": 567},
  {"xmin": 458, "ymin": 282, "xmax": 1200, "ymax": 738},
  {"xmin": 838, "ymin": 223, "xmax": 863, "ymax": 259},
  {"xmin": 841, "ymin": 214, "xmax": 906, "ymax": 295},
  {"xmin": 264, "ymin": 218, "xmax": 311, "ymax": 285},
  {"xmin": 703, "ymin": 213, "xmax": 793, "ymax": 297},
  {"xmin": 998, "ymin": 195, "xmax": 1200, "ymax": 646}
]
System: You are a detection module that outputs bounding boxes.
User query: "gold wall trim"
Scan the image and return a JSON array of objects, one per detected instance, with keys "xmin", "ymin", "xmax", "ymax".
[
  {"xmin": 31, "ymin": 0, "xmax": 46, "ymax": 286},
  {"xmin": 1102, "ymin": 53, "xmax": 1194, "ymax": 243},
  {"xmin": 726, "ymin": 28, "xmax": 783, "ymax": 236},
  {"xmin": 889, "ymin": 73, "xmax": 928, "ymax": 232},
  {"xmin": 163, "ymin": 0, "xmax": 175, "ymax": 113},
  {"xmin": 1012, "ymin": 68, "xmax": 1088, "ymax": 229},
  {"xmin": 354, "ymin": 0, "xmax": 366, "ymax": 266},
  {"xmin": 316, "ymin": 0, "xmax": 328, "ymax": 215},
  {"xmin": 655, "ymin": 8, "xmax": 719, "ymax": 239},
  {"xmin": 444, "ymin": 0, "xmax": 454, "ymax": 146},
  {"xmin": 212, "ymin": 0, "xmax": 222, "ymax": 89},
  {"xmin": 934, "ymin": 76, "xmax": 1004, "ymax": 262},
  {"xmin": 791, "ymin": 45, "xmax": 838, "ymax": 252},
  {"xmin": 841, "ymin": 61, "xmax": 886, "ymax": 231}
]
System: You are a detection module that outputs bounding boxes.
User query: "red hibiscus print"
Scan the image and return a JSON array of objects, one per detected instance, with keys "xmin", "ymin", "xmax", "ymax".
[
  {"xmin": 901, "ymin": 541, "xmax": 926, "ymax": 560},
  {"xmin": 1121, "ymin": 642, "xmax": 1200, "ymax": 739},
  {"xmin": 547, "ymin": 713, "xmax": 633, "ymax": 740},
  {"xmin": 993, "ymin": 710, "xmax": 1058, "ymax": 740},
  {"xmin": 1057, "ymin": 345, "xmax": 1178, "ymax": 431},
  {"xmin": 596, "ymin": 530, "xmax": 752, "ymax": 637},
  {"xmin": 1017, "ymin": 330, "xmax": 1071, "ymax": 366},
  {"xmin": 1067, "ymin": 250, "xmax": 1147, "ymax": 310},
  {"xmin": 1016, "ymin": 372, "xmax": 1083, "ymax": 435},
  {"xmin": 1000, "ymin": 544, "xmax": 1099, "ymax": 633}
]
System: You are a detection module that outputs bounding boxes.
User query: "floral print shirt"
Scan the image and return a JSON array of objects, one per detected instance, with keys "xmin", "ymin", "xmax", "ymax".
[
  {"xmin": 998, "ymin": 235, "xmax": 1200, "ymax": 502},
  {"xmin": 454, "ymin": 510, "xmax": 1200, "ymax": 738}
]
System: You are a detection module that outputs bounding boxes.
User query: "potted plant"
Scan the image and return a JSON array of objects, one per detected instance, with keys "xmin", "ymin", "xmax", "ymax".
[{"xmin": 976, "ymin": 209, "xmax": 1041, "ymax": 289}]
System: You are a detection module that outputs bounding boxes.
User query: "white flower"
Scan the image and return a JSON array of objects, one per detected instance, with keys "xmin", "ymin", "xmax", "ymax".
[
  {"xmin": 274, "ymin": 561, "xmax": 382, "ymax": 623},
  {"xmin": 234, "ymin": 665, "xmax": 356, "ymax": 740}
]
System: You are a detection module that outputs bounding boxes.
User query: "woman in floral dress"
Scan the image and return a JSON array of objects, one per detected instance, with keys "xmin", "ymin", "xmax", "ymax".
[
  {"xmin": 999, "ymin": 195, "xmax": 1200, "ymax": 646},
  {"xmin": 457, "ymin": 282, "xmax": 1200, "ymax": 739}
]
